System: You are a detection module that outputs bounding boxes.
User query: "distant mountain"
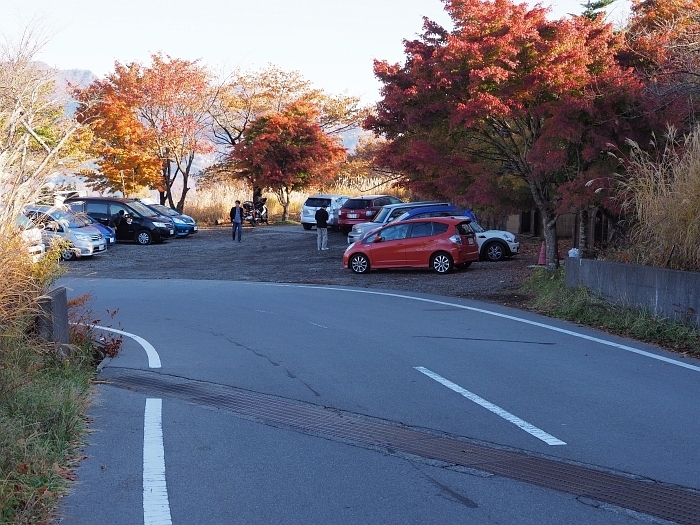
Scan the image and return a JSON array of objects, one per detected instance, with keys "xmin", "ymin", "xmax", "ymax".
[{"xmin": 55, "ymin": 68, "xmax": 98, "ymax": 90}]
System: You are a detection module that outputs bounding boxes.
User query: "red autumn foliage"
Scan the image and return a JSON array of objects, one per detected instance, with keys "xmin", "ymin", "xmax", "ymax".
[
  {"xmin": 230, "ymin": 102, "xmax": 346, "ymax": 221},
  {"xmin": 364, "ymin": 0, "xmax": 664, "ymax": 268}
]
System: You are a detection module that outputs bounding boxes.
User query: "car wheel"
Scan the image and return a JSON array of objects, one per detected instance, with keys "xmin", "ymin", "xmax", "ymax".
[
  {"xmin": 349, "ymin": 253, "xmax": 370, "ymax": 274},
  {"xmin": 483, "ymin": 241, "xmax": 506, "ymax": 262},
  {"xmin": 62, "ymin": 248, "xmax": 77, "ymax": 261},
  {"xmin": 431, "ymin": 252, "xmax": 454, "ymax": 274},
  {"xmin": 136, "ymin": 230, "xmax": 153, "ymax": 245},
  {"xmin": 302, "ymin": 223, "xmax": 312, "ymax": 230}
]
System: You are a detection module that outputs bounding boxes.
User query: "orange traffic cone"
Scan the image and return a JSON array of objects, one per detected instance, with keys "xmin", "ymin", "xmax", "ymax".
[{"xmin": 538, "ymin": 242, "xmax": 546, "ymax": 265}]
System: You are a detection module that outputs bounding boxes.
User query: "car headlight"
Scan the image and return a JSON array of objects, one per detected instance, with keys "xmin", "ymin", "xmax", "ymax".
[
  {"xmin": 503, "ymin": 233, "xmax": 516, "ymax": 242},
  {"xmin": 172, "ymin": 218, "xmax": 185, "ymax": 224},
  {"xmin": 74, "ymin": 233, "xmax": 90, "ymax": 241},
  {"xmin": 153, "ymin": 222, "xmax": 168, "ymax": 228}
]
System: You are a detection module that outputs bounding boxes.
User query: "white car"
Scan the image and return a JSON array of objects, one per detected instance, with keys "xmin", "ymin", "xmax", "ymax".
[
  {"xmin": 470, "ymin": 221, "xmax": 519, "ymax": 261},
  {"xmin": 16, "ymin": 214, "xmax": 45, "ymax": 263},
  {"xmin": 300, "ymin": 194, "xmax": 349, "ymax": 230}
]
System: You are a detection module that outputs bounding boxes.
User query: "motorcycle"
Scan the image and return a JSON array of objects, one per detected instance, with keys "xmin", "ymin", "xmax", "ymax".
[{"xmin": 242, "ymin": 198, "xmax": 269, "ymax": 226}]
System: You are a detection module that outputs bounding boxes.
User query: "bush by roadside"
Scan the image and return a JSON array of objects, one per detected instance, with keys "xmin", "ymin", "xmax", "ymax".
[{"xmin": 521, "ymin": 268, "xmax": 700, "ymax": 356}]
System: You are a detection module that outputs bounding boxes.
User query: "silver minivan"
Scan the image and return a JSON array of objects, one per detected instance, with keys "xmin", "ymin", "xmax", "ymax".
[
  {"xmin": 300, "ymin": 194, "xmax": 350, "ymax": 230},
  {"xmin": 24, "ymin": 205, "xmax": 106, "ymax": 260}
]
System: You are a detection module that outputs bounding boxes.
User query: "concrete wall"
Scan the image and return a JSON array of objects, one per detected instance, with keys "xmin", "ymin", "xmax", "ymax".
[
  {"xmin": 565, "ymin": 258, "xmax": 700, "ymax": 327},
  {"xmin": 37, "ymin": 286, "xmax": 70, "ymax": 344}
]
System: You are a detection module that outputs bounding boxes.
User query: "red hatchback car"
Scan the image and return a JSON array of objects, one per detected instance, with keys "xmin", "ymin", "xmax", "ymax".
[
  {"xmin": 343, "ymin": 217, "xmax": 479, "ymax": 274},
  {"xmin": 337, "ymin": 195, "xmax": 402, "ymax": 234}
]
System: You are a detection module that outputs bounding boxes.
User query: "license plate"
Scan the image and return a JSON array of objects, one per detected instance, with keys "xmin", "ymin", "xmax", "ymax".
[
  {"xmin": 193, "ymin": 226, "xmax": 198, "ymax": 231},
  {"xmin": 98, "ymin": 244, "xmax": 105, "ymax": 251},
  {"xmin": 348, "ymin": 213, "xmax": 357, "ymax": 219},
  {"xmin": 169, "ymin": 229, "xmax": 174, "ymax": 235}
]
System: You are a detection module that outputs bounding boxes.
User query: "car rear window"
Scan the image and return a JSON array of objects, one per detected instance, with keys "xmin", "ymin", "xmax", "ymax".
[
  {"xmin": 86, "ymin": 202, "xmax": 109, "ymax": 215},
  {"xmin": 432, "ymin": 222, "xmax": 449, "ymax": 235},
  {"xmin": 343, "ymin": 199, "xmax": 372, "ymax": 209},
  {"xmin": 305, "ymin": 198, "xmax": 332, "ymax": 208}
]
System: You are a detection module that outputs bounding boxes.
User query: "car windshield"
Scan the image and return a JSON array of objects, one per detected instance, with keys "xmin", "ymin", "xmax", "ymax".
[
  {"xmin": 127, "ymin": 201, "xmax": 159, "ymax": 217},
  {"xmin": 73, "ymin": 212, "xmax": 94, "ymax": 226},
  {"xmin": 16, "ymin": 214, "xmax": 35, "ymax": 229},
  {"xmin": 49, "ymin": 209, "xmax": 86, "ymax": 229},
  {"xmin": 151, "ymin": 204, "xmax": 179, "ymax": 217},
  {"xmin": 469, "ymin": 221, "xmax": 485, "ymax": 233},
  {"xmin": 372, "ymin": 207, "xmax": 393, "ymax": 223}
]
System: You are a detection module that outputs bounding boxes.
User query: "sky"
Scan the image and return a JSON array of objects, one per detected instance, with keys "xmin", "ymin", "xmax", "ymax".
[{"xmin": 1, "ymin": 0, "xmax": 632, "ymax": 104}]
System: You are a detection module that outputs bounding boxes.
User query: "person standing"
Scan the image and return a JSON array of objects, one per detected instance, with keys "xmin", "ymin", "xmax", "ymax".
[
  {"xmin": 315, "ymin": 203, "xmax": 329, "ymax": 251},
  {"xmin": 230, "ymin": 200, "xmax": 243, "ymax": 242}
]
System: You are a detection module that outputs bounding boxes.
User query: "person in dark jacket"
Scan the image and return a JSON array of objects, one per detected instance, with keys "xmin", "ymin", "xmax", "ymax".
[
  {"xmin": 230, "ymin": 200, "xmax": 243, "ymax": 242},
  {"xmin": 315, "ymin": 204, "xmax": 329, "ymax": 250}
]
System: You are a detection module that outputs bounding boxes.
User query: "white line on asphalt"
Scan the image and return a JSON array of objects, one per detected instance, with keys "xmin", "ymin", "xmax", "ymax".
[
  {"xmin": 415, "ymin": 367, "xmax": 567, "ymax": 446},
  {"xmin": 266, "ymin": 284, "xmax": 700, "ymax": 373},
  {"xmin": 143, "ymin": 398, "xmax": 172, "ymax": 525},
  {"xmin": 87, "ymin": 325, "xmax": 162, "ymax": 368},
  {"xmin": 309, "ymin": 322, "xmax": 328, "ymax": 329}
]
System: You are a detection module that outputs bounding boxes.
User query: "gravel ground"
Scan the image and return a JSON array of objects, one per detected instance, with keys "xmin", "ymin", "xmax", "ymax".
[{"xmin": 63, "ymin": 224, "xmax": 545, "ymax": 308}]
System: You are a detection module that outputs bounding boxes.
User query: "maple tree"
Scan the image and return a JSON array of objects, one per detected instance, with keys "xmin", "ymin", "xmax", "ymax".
[
  {"xmin": 77, "ymin": 54, "xmax": 215, "ymax": 211},
  {"xmin": 365, "ymin": 0, "xmax": 659, "ymax": 268},
  {"xmin": 203, "ymin": 66, "xmax": 365, "ymax": 190},
  {"xmin": 624, "ymin": 0, "xmax": 700, "ymax": 120},
  {"xmin": 230, "ymin": 102, "xmax": 346, "ymax": 220}
]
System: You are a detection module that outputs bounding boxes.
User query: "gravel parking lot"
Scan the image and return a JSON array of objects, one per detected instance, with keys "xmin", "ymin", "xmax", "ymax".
[{"xmin": 63, "ymin": 224, "xmax": 543, "ymax": 308}]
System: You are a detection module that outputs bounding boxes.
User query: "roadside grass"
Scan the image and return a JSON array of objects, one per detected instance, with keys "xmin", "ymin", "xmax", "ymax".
[
  {"xmin": 0, "ymin": 336, "xmax": 95, "ymax": 524},
  {"xmin": 522, "ymin": 268, "xmax": 700, "ymax": 355}
]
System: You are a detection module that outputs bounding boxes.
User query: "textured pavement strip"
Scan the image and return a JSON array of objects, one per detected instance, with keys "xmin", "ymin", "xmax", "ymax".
[{"xmin": 102, "ymin": 368, "xmax": 700, "ymax": 525}]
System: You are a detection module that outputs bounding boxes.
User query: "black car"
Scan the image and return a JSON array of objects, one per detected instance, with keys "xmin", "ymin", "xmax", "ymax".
[{"xmin": 65, "ymin": 197, "xmax": 176, "ymax": 245}]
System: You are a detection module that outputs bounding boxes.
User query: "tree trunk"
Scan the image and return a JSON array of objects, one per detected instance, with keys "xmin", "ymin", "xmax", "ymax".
[
  {"xmin": 528, "ymin": 179, "xmax": 559, "ymax": 269},
  {"xmin": 579, "ymin": 209, "xmax": 589, "ymax": 250},
  {"xmin": 275, "ymin": 186, "xmax": 291, "ymax": 222},
  {"xmin": 541, "ymin": 210, "xmax": 559, "ymax": 270}
]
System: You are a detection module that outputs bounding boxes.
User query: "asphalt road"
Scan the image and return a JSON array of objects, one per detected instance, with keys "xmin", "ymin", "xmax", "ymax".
[{"xmin": 54, "ymin": 277, "xmax": 700, "ymax": 525}]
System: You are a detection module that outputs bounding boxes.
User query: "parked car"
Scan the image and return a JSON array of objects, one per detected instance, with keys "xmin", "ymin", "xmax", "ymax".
[
  {"xmin": 393, "ymin": 208, "xmax": 519, "ymax": 262},
  {"xmin": 72, "ymin": 211, "xmax": 116, "ymax": 247},
  {"xmin": 65, "ymin": 197, "xmax": 175, "ymax": 245},
  {"xmin": 338, "ymin": 195, "xmax": 403, "ymax": 234},
  {"xmin": 23, "ymin": 205, "xmax": 106, "ymax": 261},
  {"xmin": 300, "ymin": 194, "xmax": 350, "ymax": 230},
  {"xmin": 343, "ymin": 217, "xmax": 479, "ymax": 274},
  {"xmin": 16, "ymin": 213, "xmax": 45, "ymax": 263},
  {"xmin": 141, "ymin": 201, "xmax": 198, "ymax": 237},
  {"xmin": 347, "ymin": 201, "xmax": 451, "ymax": 244},
  {"xmin": 468, "ymin": 220, "xmax": 520, "ymax": 262}
]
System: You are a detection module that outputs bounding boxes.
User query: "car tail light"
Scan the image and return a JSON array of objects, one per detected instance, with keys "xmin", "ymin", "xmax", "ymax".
[{"xmin": 449, "ymin": 234, "xmax": 462, "ymax": 245}]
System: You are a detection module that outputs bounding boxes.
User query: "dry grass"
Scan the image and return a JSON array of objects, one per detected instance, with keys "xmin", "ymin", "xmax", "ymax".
[
  {"xmin": 619, "ymin": 127, "xmax": 700, "ymax": 271},
  {"xmin": 186, "ymin": 177, "xmax": 410, "ymax": 225}
]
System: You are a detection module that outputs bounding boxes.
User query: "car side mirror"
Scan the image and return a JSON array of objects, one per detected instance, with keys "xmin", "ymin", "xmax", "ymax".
[{"xmin": 373, "ymin": 236, "xmax": 383, "ymax": 243}]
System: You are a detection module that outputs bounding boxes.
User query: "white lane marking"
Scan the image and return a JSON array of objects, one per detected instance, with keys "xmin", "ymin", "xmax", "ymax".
[
  {"xmin": 86, "ymin": 324, "xmax": 161, "ymax": 369},
  {"xmin": 263, "ymin": 284, "xmax": 700, "ymax": 373},
  {"xmin": 415, "ymin": 367, "xmax": 567, "ymax": 446},
  {"xmin": 309, "ymin": 322, "xmax": 328, "ymax": 329},
  {"xmin": 143, "ymin": 398, "xmax": 172, "ymax": 525}
]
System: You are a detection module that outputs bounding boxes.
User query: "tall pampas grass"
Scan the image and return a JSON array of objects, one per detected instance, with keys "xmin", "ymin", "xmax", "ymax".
[{"xmin": 620, "ymin": 126, "xmax": 700, "ymax": 271}]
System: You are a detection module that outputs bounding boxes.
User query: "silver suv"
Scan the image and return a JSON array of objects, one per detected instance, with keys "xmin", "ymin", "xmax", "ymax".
[
  {"xmin": 300, "ymin": 194, "xmax": 349, "ymax": 230},
  {"xmin": 347, "ymin": 201, "xmax": 449, "ymax": 244},
  {"xmin": 24, "ymin": 205, "xmax": 106, "ymax": 260}
]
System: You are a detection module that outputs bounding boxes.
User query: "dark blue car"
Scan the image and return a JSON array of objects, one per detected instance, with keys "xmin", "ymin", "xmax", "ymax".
[
  {"xmin": 142, "ymin": 202, "xmax": 198, "ymax": 237},
  {"xmin": 73, "ymin": 211, "xmax": 117, "ymax": 247}
]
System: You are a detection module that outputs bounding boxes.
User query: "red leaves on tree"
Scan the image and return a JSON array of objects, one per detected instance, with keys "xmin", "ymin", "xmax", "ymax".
[
  {"xmin": 230, "ymin": 102, "xmax": 346, "ymax": 220},
  {"xmin": 365, "ymin": 0, "xmax": 664, "ymax": 267}
]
